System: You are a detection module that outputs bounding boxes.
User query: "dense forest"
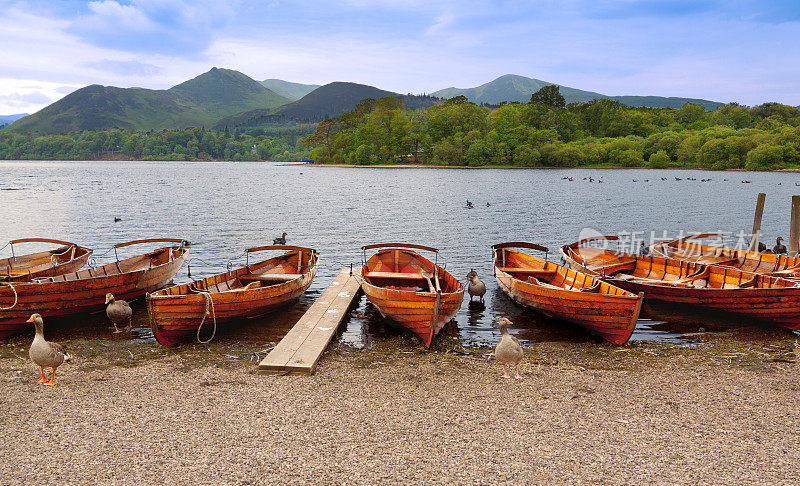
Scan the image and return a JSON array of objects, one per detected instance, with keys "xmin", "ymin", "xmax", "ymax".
[
  {"xmin": 0, "ymin": 126, "xmax": 311, "ymax": 161},
  {"xmin": 302, "ymin": 86, "xmax": 800, "ymax": 170}
]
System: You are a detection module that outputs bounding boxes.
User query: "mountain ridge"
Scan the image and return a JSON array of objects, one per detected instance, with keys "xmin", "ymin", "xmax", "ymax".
[
  {"xmin": 4, "ymin": 69, "xmax": 734, "ymax": 134},
  {"xmin": 7, "ymin": 68, "xmax": 290, "ymax": 133},
  {"xmin": 432, "ymin": 74, "xmax": 723, "ymax": 109}
]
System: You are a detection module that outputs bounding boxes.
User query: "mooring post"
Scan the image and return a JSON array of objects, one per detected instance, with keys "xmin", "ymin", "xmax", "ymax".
[
  {"xmin": 789, "ymin": 195, "xmax": 800, "ymax": 257},
  {"xmin": 748, "ymin": 193, "xmax": 766, "ymax": 252}
]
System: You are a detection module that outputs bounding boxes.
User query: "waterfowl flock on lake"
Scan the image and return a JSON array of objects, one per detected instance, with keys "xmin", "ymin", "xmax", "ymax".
[{"xmin": 3, "ymin": 231, "xmax": 800, "ymax": 383}]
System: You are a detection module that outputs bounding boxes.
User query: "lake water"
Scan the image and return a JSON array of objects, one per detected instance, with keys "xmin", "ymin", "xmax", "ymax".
[{"xmin": 2, "ymin": 160, "xmax": 799, "ymax": 349}]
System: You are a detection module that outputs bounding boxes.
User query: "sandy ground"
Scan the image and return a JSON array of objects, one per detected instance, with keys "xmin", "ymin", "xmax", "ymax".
[{"xmin": 2, "ymin": 334, "xmax": 799, "ymax": 485}]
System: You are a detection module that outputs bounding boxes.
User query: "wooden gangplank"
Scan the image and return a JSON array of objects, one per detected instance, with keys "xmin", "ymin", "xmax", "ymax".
[{"xmin": 259, "ymin": 268, "xmax": 361, "ymax": 375}]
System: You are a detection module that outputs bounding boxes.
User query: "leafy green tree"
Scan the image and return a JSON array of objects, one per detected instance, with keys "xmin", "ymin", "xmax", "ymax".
[
  {"xmin": 530, "ymin": 85, "xmax": 566, "ymax": 108},
  {"xmin": 648, "ymin": 150, "xmax": 671, "ymax": 168},
  {"xmin": 746, "ymin": 145, "xmax": 784, "ymax": 170}
]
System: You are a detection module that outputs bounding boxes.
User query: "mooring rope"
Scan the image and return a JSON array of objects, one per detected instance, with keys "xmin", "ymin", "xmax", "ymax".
[
  {"xmin": 195, "ymin": 290, "xmax": 217, "ymax": 344},
  {"xmin": 0, "ymin": 281, "xmax": 18, "ymax": 310}
]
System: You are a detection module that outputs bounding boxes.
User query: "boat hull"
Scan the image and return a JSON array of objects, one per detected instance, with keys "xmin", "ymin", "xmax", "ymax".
[
  {"xmin": 597, "ymin": 277, "xmax": 800, "ymax": 330},
  {"xmin": 360, "ymin": 246, "xmax": 464, "ymax": 347},
  {"xmin": 492, "ymin": 245, "xmax": 642, "ymax": 345},
  {"xmin": 148, "ymin": 271, "xmax": 315, "ymax": 347},
  {"xmin": 494, "ymin": 272, "xmax": 643, "ymax": 345},
  {"xmin": 148, "ymin": 247, "xmax": 317, "ymax": 346},
  {"xmin": 0, "ymin": 246, "xmax": 187, "ymax": 339},
  {"xmin": 2, "ymin": 242, "xmax": 92, "ymax": 282},
  {"xmin": 650, "ymin": 236, "xmax": 800, "ymax": 277},
  {"xmin": 560, "ymin": 241, "xmax": 800, "ymax": 330},
  {"xmin": 361, "ymin": 282, "xmax": 463, "ymax": 347}
]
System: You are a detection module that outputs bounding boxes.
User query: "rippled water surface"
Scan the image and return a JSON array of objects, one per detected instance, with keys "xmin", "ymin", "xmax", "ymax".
[{"xmin": 2, "ymin": 160, "xmax": 799, "ymax": 348}]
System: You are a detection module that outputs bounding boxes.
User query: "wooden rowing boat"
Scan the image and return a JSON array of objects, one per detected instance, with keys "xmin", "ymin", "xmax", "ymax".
[
  {"xmin": 147, "ymin": 245, "xmax": 318, "ymax": 347},
  {"xmin": 560, "ymin": 235, "xmax": 800, "ymax": 330},
  {"xmin": 0, "ymin": 238, "xmax": 188, "ymax": 339},
  {"xmin": 493, "ymin": 242, "xmax": 643, "ymax": 345},
  {"xmin": 360, "ymin": 243, "xmax": 463, "ymax": 347},
  {"xmin": 649, "ymin": 233, "xmax": 800, "ymax": 277},
  {"xmin": 1, "ymin": 238, "xmax": 92, "ymax": 281}
]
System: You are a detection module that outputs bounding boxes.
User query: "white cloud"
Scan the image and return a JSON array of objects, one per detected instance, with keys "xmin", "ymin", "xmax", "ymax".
[{"xmin": 0, "ymin": 79, "xmax": 75, "ymax": 114}]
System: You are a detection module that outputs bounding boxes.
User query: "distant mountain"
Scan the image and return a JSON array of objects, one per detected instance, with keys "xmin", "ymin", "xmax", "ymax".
[
  {"xmin": 261, "ymin": 79, "xmax": 320, "ymax": 101},
  {"xmin": 432, "ymin": 74, "xmax": 723, "ymax": 110},
  {"xmin": 7, "ymin": 68, "xmax": 291, "ymax": 133},
  {"xmin": 214, "ymin": 82, "xmax": 440, "ymax": 129},
  {"xmin": 0, "ymin": 113, "xmax": 28, "ymax": 126}
]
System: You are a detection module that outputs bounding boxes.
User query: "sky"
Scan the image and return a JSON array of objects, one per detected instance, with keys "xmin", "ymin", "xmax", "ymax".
[{"xmin": 1, "ymin": 0, "xmax": 799, "ymax": 115}]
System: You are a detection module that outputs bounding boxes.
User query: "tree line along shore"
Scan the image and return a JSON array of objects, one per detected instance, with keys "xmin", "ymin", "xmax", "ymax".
[{"xmin": 2, "ymin": 86, "xmax": 799, "ymax": 170}]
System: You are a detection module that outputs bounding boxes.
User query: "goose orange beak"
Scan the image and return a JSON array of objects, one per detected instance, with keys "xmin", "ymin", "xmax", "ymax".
[
  {"xmin": 105, "ymin": 296, "xmax": 110, "ymax": 304},
  {"xmin": 26, "ymin": 315, "xmax": 34, "ymax": 323}
]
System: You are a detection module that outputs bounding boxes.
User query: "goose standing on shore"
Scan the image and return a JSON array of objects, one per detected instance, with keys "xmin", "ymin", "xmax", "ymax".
[
  {"xmin": 495, "ymin": 318, "xmax": 523, "ymax": 379},
  {"xmin": 105, "ymin": 293, "xmax": 132, "ymax": 333},
  {"xmin": 27, "ymin": 314, "xmax": 70, "ymax": 386},
  {"xmin": 273, "ymin": 232, "xmax": 287, "ymax": 245},
  {"xmin": 466, "ymin": 269, "xmax": 486, "ymax": 303}
]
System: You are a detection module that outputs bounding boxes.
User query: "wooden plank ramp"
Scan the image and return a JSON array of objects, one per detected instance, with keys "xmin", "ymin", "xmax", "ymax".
[{"xmin": 259, "ymin": 268, "xmax": 361, "ymax": 375}]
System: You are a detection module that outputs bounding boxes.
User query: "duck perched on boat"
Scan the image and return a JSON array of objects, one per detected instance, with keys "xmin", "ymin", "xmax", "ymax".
[
  {"xmin": 774, "ymin": 237, "xmax": 787, "ymax": 254},
  {"xmin": 494, "ymin": 318, "xmax": 523, "ymax": 379},
  {"xmin": 466, "ymin": 269, "xmax": 486, "ymax": 303},
  {"xmin": 27, "ymin": 314, "xmax": 70, "ymax": 385},
  {"xmin": 105, "ymin": 293, "xmax": 132, "ymax": 333}
]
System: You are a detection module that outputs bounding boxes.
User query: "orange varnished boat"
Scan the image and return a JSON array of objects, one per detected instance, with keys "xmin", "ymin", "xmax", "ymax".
[
  {"xmin": 561, "ymin": 236, "xmax": 800, "ymax": 330},
  {"xmin": 147, "ymin": 245, "xmax": 318, "ymax": 347},
  {"xmin": 650, "ymin": 233, "xmax": 800, "ymax": 277},
  {"xmin": 1, "ymin": 238, "xmax": 92, "ymax": 281},
  {"xmin": 493, "ymin": 242, "xmax": 643, "ymax": 345},
  {"xmin": 360, "ymin": 243, "xmax": 463, "ymax": 347},
  {"xmin": 0, "ymin": 238, "xmax": 188, "ymax": 339}
]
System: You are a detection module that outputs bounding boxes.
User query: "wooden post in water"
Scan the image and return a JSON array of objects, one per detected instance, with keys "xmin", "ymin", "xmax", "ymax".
[
  {"xmin": 748, "ymin": 193, "xmax": 766, "ymax": 252},
  {"xmin": 789, "ymin": 196, "xmax": 800, "ymax": 257}
]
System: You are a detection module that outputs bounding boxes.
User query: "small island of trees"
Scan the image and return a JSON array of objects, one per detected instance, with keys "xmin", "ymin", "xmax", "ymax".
[{"xmin": 302, "ymin": 86, "xmax": 800, "ymax": 170}]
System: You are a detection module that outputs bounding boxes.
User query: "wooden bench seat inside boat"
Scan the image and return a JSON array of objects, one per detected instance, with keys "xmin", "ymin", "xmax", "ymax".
[
  {"xmin": 240, "ymin": 273, "xmax": 303, "ymax": 282},
  {"xmin": 364, "ymin": 271, "xmax": 425, "ymax": 279}
]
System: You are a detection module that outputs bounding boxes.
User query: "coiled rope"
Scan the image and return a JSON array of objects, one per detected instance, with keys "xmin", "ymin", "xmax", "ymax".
[
  {"xmin": 0, "ymin": 282, "xmax": 18, "ymax": 310},
  {"xmin": 195, "ymin": 290, "xmax": 217, "ymax": 344}
]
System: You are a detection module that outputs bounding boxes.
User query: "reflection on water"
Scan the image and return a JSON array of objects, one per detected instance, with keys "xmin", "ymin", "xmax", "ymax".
[{"xmin": 2, "ymin": 160, "xmax": 798, "ymax": 349}]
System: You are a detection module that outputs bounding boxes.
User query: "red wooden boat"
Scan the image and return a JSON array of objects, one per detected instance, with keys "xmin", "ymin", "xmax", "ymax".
[
  {"xmin": 0, "ymin": 238, "xmax": 188, "ymax": 339},
  {"xmin": 360, "ymin": 243, "xmax": 464, "ymax": 347},
  {"xmin": 561, "ymin": 235, "xmax": 800, "ymax": 330},
  {"xmin": 650, "ymin": 233, "xmax": 800, "ymax": 277},
  {"xmin": 493, "ymin": 242, "xmax": 643, "ymax": 345},
  {"xmin": 1, "ymin": 238, "xmax": 92, "ymax": 281},
  {"xmin": 147, "ymin": 245, "xmax": 318, "ymax": 347}
]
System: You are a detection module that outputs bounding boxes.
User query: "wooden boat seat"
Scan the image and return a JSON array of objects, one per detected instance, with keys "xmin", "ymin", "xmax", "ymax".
[
  {"xmin": 364, "ymin": 271, "xmax": 425, "ymax": 280},
  {"xmin": 240, "ymin": 273, "xmax": 302, "ymax": 282},
  {"xmin": 497, "ymin": 267, "xmax": 557, "ymax": 277}
]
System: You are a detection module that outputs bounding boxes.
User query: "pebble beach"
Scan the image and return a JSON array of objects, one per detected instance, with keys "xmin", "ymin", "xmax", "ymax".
[{"xmin": 2, "ymin": 329, "xmax": 799, "ymax": 485}]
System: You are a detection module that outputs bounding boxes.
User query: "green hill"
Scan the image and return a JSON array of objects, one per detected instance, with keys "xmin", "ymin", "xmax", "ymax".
[
  {"xmin": 214, "ymin": 82, "xmax": 440, "ymax": 129},
  {"xmin": 261, "ymin": 79, "xmax": 320, "ymax": 100},
  {"xmin": 432, "ymin": 74, "xmax": 723, "ymax": 110},
  {"xmin": 7, "ymin": 68, "xmax": 291, "ymax": 133}
]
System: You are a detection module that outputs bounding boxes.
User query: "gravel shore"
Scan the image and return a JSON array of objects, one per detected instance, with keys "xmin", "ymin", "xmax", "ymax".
[{"xmin": 2, "ymin": 333, "xmax": 799, "ymax": 485}]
